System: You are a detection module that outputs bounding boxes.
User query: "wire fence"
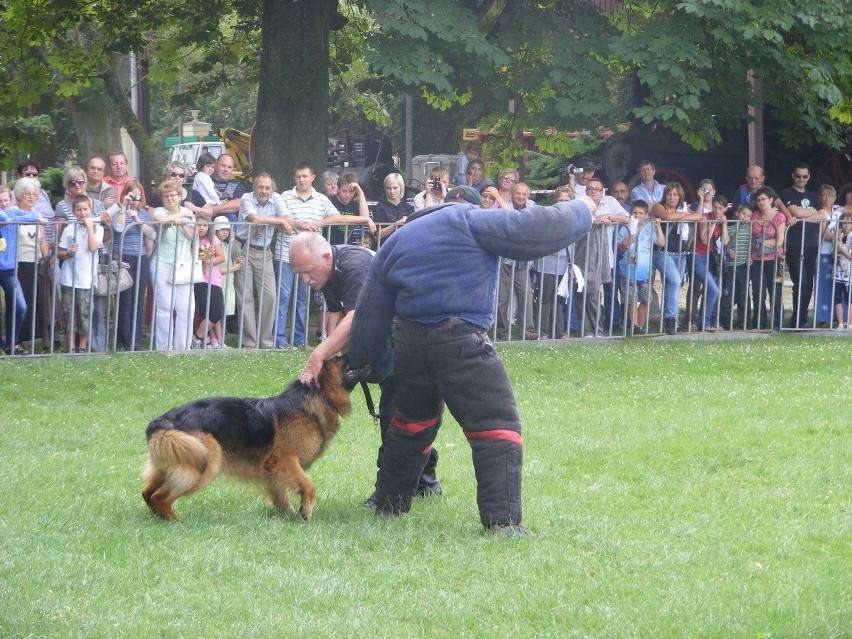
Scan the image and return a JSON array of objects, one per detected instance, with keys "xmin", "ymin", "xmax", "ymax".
[{"xmin": 1, "ymin": 216, "xmax": 850, "ymax": 357}]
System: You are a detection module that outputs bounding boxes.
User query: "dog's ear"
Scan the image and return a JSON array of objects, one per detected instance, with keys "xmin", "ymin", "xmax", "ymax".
[{"xmin": 340, "ymin": 354, "xmax": 372, "ymax": 391}]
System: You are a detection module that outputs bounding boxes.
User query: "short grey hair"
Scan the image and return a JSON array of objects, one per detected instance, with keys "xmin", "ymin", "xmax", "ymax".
[
  {"xmin": 290, "ymin": 232, "xmax": 331, "ymax": 261},
  {"xmin": 14, "ymin": 177, "xmax": 41, "ymax": 199}
]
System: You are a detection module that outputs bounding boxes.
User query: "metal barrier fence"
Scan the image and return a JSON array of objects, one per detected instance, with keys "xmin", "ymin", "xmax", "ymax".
[{"xmin": 1, "ymin": 216, "xmax": 850, "ymax": 357}]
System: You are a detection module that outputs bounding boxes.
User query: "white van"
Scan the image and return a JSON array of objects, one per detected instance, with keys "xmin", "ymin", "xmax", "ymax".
[{"xmin": 167, "ymin": 141, "xmax": 227, "ymax": 175}]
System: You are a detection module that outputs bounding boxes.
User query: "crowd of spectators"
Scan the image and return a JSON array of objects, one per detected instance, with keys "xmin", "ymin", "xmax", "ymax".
[{"xmin": 0, "ymin": 150, "xmax": 850, "ymax": 356}]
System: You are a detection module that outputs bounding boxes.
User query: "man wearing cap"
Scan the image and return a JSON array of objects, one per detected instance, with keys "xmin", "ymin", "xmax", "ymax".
[
  {"xmin": 289, "ymin": 233, "xmax": 442, "ymax": 507},
  {"xmin": 348, "ymin": 195, "xmax": 595, "ymax": 535},
  {"xmin": 444, "ymin": 185, "xmax": 482, "ymax": 205},
  {"xmin": 566, "ymin": 158, "xmax": 596, "ymax": 197}
]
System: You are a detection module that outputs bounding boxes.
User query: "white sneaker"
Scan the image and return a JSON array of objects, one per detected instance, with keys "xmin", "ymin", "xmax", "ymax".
[{"xmin": 836, "ymin": 323, "xmax": 847, "ymax": 331}]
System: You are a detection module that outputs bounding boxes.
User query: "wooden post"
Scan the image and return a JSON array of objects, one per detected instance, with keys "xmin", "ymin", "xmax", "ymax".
[{"xmin": 747, "ymin": 70, "xmax": 764, "ymax": 168}]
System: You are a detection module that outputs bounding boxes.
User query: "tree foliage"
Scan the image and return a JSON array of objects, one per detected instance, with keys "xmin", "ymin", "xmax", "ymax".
[
  {"xmin": 0, "ymin": 0, "xmax": 848, "ymax": 179},
  {"xmin": 610, "ymin": 0, "xmax": 851, "ymax": 150}
]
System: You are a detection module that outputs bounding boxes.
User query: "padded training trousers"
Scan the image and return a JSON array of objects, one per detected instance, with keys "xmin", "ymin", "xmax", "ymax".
[{"xmin": 375, "ymin": 318, "xmax": 523, "ymax": 527}]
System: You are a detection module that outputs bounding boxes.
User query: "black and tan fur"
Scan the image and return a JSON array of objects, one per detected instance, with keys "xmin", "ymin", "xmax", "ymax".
[{"xmin": 142, "ymin": 357, "xmax": 362, "ymax": 521}]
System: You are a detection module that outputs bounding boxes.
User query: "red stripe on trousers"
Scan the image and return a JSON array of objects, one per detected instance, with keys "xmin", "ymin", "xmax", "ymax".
[
  {"xmin": 422, "ymin": 444, "xmax": 434, "ymax": 455},
  {"xmin": 391, "ymin": 415, "xmax": 439, "ymax": 434},
  {"xmin": 465, "ymin": 429, "xmax": 523, "ymax": 446}
]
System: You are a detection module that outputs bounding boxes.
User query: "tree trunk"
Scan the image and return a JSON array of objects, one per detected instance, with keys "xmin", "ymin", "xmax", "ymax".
[
  {"xmin": 254, "ymin": 0, "xmax": 338, "ymax": 190},
  {"xmin": 67, "ymin": 87, "xmax": 124, "ymax": 163},
  {"xmin": 99, "ymin": 64, "xmax": 163, "ymax": 182}
]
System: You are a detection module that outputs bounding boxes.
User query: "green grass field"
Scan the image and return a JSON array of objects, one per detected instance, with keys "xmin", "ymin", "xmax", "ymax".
[{"xmin": 1, "ymin": 336, "xmax": 849, "ymax": 638}]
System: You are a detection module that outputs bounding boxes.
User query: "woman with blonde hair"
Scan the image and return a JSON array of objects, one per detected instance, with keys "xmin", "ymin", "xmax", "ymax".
[
  {"xmin": 150, "ymin": 179, "xmax": 197, "ymax": 350},
  {"xmin": 372, "ymin": 172, "xmax": 413, "ymax": 241},
  {"xmin": 147, "ymin": 162, "xmax": 212, "ymax": 217},
  {"xmin": 496, "ymin": 168, "xmax": 519, "ymax": 202}
]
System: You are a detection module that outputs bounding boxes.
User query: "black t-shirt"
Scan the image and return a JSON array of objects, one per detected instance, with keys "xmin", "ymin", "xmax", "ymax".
[
  {"xmin": 780, "ymin": 187, "xmax": 820, "ymax": 249},
  {"xmin": 328, "ymin": 195, "xmax": 363, "ymax": 245},
  {"xmin": 189, "ymin": 177, "xmax": 247, "ymax": 208},
  {"xmin": 371, "ymin": 199, "xmax": 413, "ymax": 225},
  {"xmin": 322, "ymin": 245, "xmax": 373, "ymax": 314}
]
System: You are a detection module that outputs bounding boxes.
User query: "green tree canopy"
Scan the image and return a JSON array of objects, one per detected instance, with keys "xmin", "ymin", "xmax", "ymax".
[{"xmin": 0, "ymin": 0, "xmax": 848, "ymax": 180}]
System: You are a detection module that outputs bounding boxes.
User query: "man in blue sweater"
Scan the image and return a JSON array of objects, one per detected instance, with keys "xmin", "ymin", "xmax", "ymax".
[{"xmin": 348, "ymin": 197, "xmax": 595, "ymax": 535}]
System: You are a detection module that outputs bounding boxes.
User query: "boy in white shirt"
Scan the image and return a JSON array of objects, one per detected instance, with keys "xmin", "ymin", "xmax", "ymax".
[{"xmin": 57, "ymin": 195, "xmax": 104, "ymax": 352}]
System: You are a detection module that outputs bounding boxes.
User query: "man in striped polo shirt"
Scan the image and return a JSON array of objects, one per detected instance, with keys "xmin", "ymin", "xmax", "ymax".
[{"xmin": 275, "ymin": 162, "xmax": 374, "ymax": 348}]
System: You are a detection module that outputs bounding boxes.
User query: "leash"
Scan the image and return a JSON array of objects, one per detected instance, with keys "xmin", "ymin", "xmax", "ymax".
[{"xmin": 360, "ymin": 381, "xmax": 379, "ymax": 423}]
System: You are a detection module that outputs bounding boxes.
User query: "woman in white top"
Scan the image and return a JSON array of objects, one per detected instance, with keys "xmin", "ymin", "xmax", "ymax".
[{"xmin": 150, "ymin": 179, "xmax": 197, "ymax": 350}]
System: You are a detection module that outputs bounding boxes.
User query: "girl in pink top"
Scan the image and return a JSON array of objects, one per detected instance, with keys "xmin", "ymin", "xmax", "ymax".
[{"xmin": 193, "ymin": 214, "xmax": 227, "ymax": 348}]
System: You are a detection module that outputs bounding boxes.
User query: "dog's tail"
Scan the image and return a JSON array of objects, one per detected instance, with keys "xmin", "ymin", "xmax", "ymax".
[
  {"xmin": 143, "ymin": 428, "xmax": 222, "ymax": 514},
  {"xmin": 147, "ymin": 429, "xmax": 212, "ymax": 471},
  {"xmin": 146, "ymin": 417, "xmax": 177, "ymax": 440}
]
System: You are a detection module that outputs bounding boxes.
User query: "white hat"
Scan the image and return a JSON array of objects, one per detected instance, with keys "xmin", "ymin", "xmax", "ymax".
[{"xmin": 213, "ymin": 216, "xmax": 231, "ymax": 231}]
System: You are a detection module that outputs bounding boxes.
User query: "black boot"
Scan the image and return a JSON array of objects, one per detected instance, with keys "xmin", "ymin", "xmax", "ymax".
[
  {"xmin": 415, "ymin": 447, "xmax": 441, "ymax": 497},
  {"xmin": 663, "ymin": 317, "xmax": 677, "ymax": 335}
]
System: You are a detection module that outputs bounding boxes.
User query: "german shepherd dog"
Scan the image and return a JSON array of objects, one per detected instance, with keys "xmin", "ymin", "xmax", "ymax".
[{"xmin": 142, "ymin": 356, "xmax": 365, "ymax": 522}]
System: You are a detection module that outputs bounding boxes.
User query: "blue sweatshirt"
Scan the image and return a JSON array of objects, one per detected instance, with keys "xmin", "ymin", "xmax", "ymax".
[
  {"xmin": 0, "ymin": 208, "xmax": 41, "ymax": 271},
  {"xmin": 349, "ymin": 200, "xmax": 592, "ymax": 368}
]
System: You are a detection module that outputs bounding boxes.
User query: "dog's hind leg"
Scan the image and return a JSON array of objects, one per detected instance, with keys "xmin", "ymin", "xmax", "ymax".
[
  {"xmin": 144, "ymin": 432, "xmax": 222, "ymax": 520},
  {"xmin": 263, "ymin": 474, "xmax": 295, "ymax": 515},
  {"xmin": 142, "ymin": 462, "xmax": 165, "ymax": 513},
  {"xmin": 264, "ymin": 453, "xmax": 316, "ymax": 521}
]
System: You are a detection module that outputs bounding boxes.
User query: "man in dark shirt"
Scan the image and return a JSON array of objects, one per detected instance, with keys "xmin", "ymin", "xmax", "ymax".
[
  {"xmin": 733, "ymin": 165, "xmax": 790, "ymax": 219},
  {"xmin": 191, "ymin": 154, "xmax": 247, "ymax": 222},
  {"xmin": 327, "ymin": 172, "xmax": 370, "ymax": 245},
  {"xmin": 780, "ymin": 162, "xmax": 823, "ymax": 328},
  {"xmin": 290, "ymin": 233, "xmax": 441, "ymax": 507}
]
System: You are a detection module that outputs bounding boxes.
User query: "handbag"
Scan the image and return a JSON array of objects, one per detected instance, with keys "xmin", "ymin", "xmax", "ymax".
[
  {"xmin": 751, "ymin": 236, "xmax": 776, "ymax": 256},
  {"xmin": 95, "ymin": 260, "xmax": 134, "ymax": 297},
  {"xmin": 168, "ymin": 258, "xmax": 205, "ymax": 285}
]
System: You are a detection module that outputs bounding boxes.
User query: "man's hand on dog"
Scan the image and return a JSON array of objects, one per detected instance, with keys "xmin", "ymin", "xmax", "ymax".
[{"xmin": 300, "ymin": 352, "xmax": 325, "ymax": 387}]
